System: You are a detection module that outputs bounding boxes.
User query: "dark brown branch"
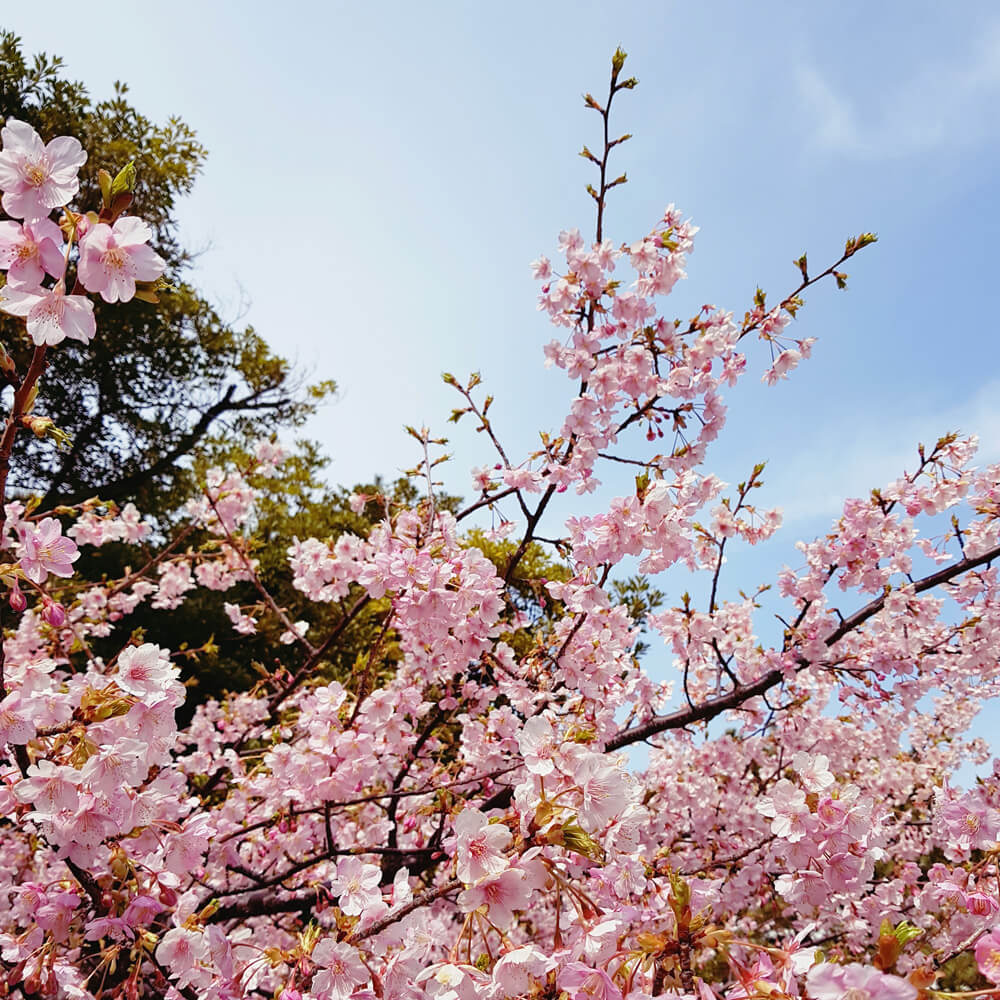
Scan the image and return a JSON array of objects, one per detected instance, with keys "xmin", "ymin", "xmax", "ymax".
[
  {"xmin": 607, "ymin": 542, "xmax": 1000, "ymax": 751},
  {"xmin": 207, "ymin": 890, "xmax": 317, "ymax": 924},
  {"xmin": 41, "ymin": 382, "xmax": 297, "ymax": 509}
]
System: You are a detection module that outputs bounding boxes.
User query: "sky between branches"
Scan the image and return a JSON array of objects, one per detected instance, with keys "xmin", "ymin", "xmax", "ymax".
[{"xmin": 6, "ymin": 1, "xmax": 1000, "ymax": 763}]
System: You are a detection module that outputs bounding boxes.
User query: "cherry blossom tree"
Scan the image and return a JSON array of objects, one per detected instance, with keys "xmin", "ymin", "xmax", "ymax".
[{"xmin": 1, "ymin": 49, "xmax": 1000, "ymax": 1000}]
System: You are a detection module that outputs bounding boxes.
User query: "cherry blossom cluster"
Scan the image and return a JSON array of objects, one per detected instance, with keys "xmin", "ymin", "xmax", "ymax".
[
  {"xmin": 0, "ymin": 119, "xmax": 164, "ymax": 346},
  {"xmin": 2, "ymin": 72, "xmax": 1000, "ymax": 1000}
]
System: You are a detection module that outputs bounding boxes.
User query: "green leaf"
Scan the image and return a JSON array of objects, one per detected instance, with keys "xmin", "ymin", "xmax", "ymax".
[{"xmin": 110, "ymin": 159, "xmax": 136, "ymax": 197}]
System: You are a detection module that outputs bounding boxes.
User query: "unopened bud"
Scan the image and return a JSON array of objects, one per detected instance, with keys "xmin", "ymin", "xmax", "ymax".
[
  {"xmin": 97, "ymin": 169, "xmax": 113, "ymax": 209},
  {"xmin": 0, "ymin": 344, "xmax": 17, "ymax": 380},
  {"xmin": 42, "ymin": 599, "xmax": 66, "ymax": 627},
  {"xmin": 20, "ymin": 415, "xmax": 71, "ymax": 449},
  {"xmin": 8, "ymin": 582, "xmax": 26, "ymax": 613}
]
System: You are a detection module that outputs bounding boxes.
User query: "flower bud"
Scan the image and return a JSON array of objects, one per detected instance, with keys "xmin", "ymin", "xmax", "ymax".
[
  {"xmin": 8, "ymin": 582, "xmax": 26, "ymax": 613},
  {"xmin": 42, "ymin": 599, "xmax": 67, "ymax": 627}
]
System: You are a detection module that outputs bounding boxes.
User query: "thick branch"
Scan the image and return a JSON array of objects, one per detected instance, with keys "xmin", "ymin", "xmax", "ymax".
[
  {"xmin": 607, "ymin": 543, "xmax": 1000, "ymax": 751},
  {"xmin": 207, "ymin": 890, "xmax": 316, "ymax": 924},
  {"xmin": 41, "ymin": 382, "xmax": 295, "ymax": 509}
]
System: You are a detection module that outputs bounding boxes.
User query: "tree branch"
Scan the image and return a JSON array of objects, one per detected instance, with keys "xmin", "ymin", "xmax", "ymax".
[{"xmin": 607, "ymin": 543, "xmax": 1000, "ymax": 751}]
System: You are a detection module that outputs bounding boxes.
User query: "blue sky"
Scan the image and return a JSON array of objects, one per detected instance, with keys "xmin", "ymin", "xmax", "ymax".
[{"xmin": 7, "ymin": 3, "xmax": 1000, "ymax": 764}]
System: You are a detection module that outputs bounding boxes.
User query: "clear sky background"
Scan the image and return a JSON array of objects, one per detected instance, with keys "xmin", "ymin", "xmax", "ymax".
[{"xmin": 6, "ymin": 3, "xmax": 1000, "ymax": 767}]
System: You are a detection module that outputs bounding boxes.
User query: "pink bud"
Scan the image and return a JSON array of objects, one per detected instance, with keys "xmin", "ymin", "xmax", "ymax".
[
  {"xmin": 8, "ymin": 581, "xmax": 26, "ymax": 612},
  {"xmin": 42, "ymin": 599, "xmax": 66, "ymax": 627}
]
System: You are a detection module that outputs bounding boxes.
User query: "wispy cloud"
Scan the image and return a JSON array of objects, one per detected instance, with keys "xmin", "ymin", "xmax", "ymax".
[
  {"xmin": 796, "ymin": 21, "xmax": 1000, "ymax": 158},
  {"xmin": 767, "ymin": 379, "xmax": 1000, "ymax": 525}
]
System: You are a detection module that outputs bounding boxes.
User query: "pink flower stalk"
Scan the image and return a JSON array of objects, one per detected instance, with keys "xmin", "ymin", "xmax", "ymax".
[
  {"xmin": 78, "ymin": 217, "xmax": 165, "ymax": 303},
  {"xmin": 0, "ymin": 282, "xmax": 96, "ymax": 346},
  {"xmin": 0, "ymin": 119, "xmax": 87, "ymax": 220},
  {"xmin": 0, "ymin": 218, "xmax": 64, "ymax": 287},
  {"xmin": 17, "ymin": 517, "xmax": 79, "ymax": 584}
]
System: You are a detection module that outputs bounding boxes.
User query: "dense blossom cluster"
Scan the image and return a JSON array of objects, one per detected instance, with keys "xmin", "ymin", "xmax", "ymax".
[
  {"xmin": 1, "ymin": 71, "xmax": 1000, "ymax": 1000},
  {"xmin": 0, "ymin": 118, "xmax": 164, "ymax": 346}
]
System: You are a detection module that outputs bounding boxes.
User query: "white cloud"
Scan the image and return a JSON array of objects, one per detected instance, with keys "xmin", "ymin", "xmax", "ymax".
[
  {"xmin": 768, "ymin": 379, "xmax": 1000, "ymax": 525},
  {"xmin": 796, "ymin": 22, "xmax": 1000, "ymax": 158}
]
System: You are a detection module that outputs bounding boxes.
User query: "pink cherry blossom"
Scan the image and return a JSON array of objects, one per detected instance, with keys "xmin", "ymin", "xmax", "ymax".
[
  {"xmin": 254, "ymin": 437, "xmax": 288, "ymax": 474},
  {"xmin": 518, "ymin": 715, "xmax": 559, "ymax": 775},
  {"xmin": 0, "ymin": 218, "xmax": 65, "ymax": 287},
  {"xmin": 757, "ymin": 778, "xmax": 811, "ymax": 841},
  {"xmin": 155, "ymin": 927, "xmax": 210, "ymax": 989},
  {"xmin": 78, "ymin": 216, "xmax": 165, "ymax": 303},
  {"xmin": 224, "ymin": 601, "xmax": 258, "ymax": 635},
  {"xmin": 573, "ymin": 753, "xmax": 632, "ymax": 833},
  {"xmin": 17, "ymin": 518, "xmax": 79, "ymax": 584},
  {"xmin": 0, "ymin": 282, "xmax": 96, "ymax": 346},
  {"xmin": 311, "ymin": 940, "xmax": 369, "ymax": 999},
  {"xmin": 12, "ymin": 759, "xmax": 80, "ymax": 814},
  {"xmin": 329, "ymin": 856, "xmax": 382, "ymax": 915},
  {"xmin": 806, "ymin": 962, "xmax": 916, "ymax": 1000},
  {"xmin": 113, "ymin": 642, "xmax": 178, "ymax": 698},
  {"xmin": 0, "ymin": 101, "xmax": 999, "ymax": 1000},
  {"xmin": 0, "ymin": 119, "xmax": 86, "ymax": 220},
  {"xmin": 492, "ymin": 946, "xmax": 556, "ymax": 997},
  {"xmin": 458, "ymin": 868, "xmax": 533, "ymax": 926},
  {"xmin": 455, "ymin": 808, "xmax": 511, "ymax": 883},
  {"xmin": 557, "ymin": 963, "xmax": 623, "ymax": 1000},
  {"xmin": 976, "ymin": 929, "xmax": 1000, "ymax": 984},
  {"xmin": 0, "ymin": 691, "xmax": 35, "ymax": 745}
]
